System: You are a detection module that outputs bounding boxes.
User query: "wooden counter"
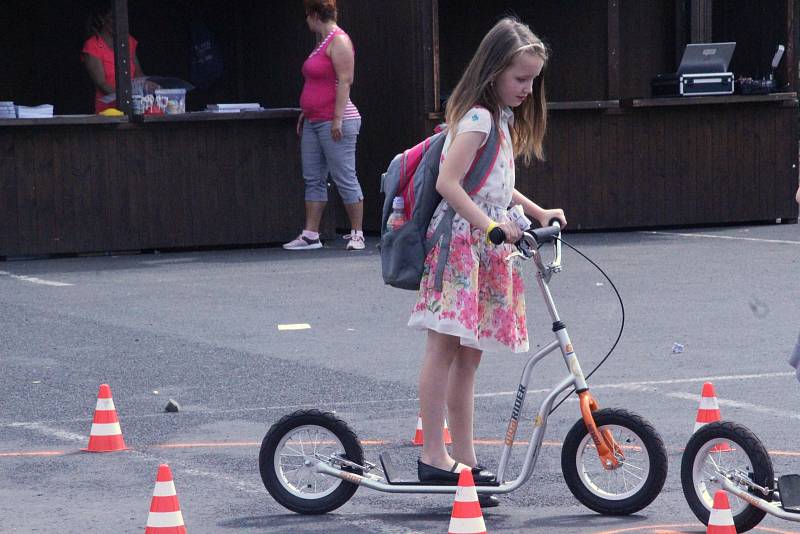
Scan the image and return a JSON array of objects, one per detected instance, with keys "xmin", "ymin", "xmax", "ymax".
[{"xmin": 0, "ymin": 108, "xmax": 343, "ymax": 258}]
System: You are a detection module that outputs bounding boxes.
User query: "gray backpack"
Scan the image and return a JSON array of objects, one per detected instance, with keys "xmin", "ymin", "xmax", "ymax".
[{"xmin": 379, "ymin": 122, "xmax": 500, "ymax": 291}]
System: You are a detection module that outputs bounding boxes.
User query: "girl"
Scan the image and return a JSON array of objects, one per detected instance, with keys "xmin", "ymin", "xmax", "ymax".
[{"xmin": 408, "ymin": 18, "xmax": 566, "ymax": 503}]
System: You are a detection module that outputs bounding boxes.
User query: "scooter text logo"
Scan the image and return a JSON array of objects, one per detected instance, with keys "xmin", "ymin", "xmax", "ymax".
[{"xmin": 504, "ymin": 384, "xmax": 527, "ymax": 445}]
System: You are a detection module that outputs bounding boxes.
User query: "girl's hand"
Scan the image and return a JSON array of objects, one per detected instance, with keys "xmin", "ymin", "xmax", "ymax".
[
  {"xmin": 296, "ymin": 112, "xmax": 304, "ymax": 137},
  {"xmin": 498, "ymin": 220, "xmax": 522, "ymax": 244},
  {"xmin": 331, "ymin": 118, "xmax": 343, "ymax": 142},
  {"xmin": 536, "ymin": 208, "xmax": 567, "ymax": 229}
]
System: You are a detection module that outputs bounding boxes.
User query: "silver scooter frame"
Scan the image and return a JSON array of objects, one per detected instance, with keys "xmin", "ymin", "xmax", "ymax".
[{"xmin": 314, "ymin": 226, "xmax": 607, "ymax": 495}]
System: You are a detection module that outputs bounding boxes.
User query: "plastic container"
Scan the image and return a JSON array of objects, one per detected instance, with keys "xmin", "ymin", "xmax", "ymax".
[
  {"xmin": 386, "ymin": 196, "xmax": 407, "ymax": 233},
  {"xmin": 154, "ymin": 88, "xmax": 186, "ymax": 115}
]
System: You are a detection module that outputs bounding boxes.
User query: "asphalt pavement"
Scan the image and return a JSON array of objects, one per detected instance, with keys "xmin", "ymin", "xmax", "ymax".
[{"xmin": 1, "ymin": 222, "xmax": 798, "ymax": 533}]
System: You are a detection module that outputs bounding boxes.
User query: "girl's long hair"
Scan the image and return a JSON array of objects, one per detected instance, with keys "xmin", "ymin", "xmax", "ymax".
[{"xmin": 445, "ymin": 17, "xmax": 549, "ymax": 165}]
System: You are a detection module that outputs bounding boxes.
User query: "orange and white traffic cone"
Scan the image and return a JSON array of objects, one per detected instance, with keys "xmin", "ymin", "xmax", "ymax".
[
  {"xmin": 83, "ymin": 383, "xmax": 127, "ymax": 452},
  {"xmin": 694, "ymin": 382, "xmax": 731, "ymax": 452},
  {"xmin": 412, "ymin": 414, "xmax": 424, "ymax": 445},
  {"xmin": 412, "ymin": 413, "xmax": 452, "ymax": 446},
  {"xmin": 443, "ymin": 418, "xmax": 453, "ymax": 445},
  {"xmin": 145, "ymin": 464, "xmax": 186, "ymax": 534},
  {"xmin": 448, "ymin": 468, "xmax": 486, "ymax": 534},
  {"xmin": 706, "ymin": 490, "xmax": 736, "ymax": 534}
]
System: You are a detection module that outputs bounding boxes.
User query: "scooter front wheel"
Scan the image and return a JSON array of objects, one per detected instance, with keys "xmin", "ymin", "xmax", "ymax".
[
  {"xmin": 561, "ymin": 408, "xmax": 668, "ymax": 515},
  {"xmin": 259, "ymin": 409, "xmax": 363, "ymax": 514},
  {"xmin": 680, "ymin": 421, "xmax": 772, "ymax": 533}
]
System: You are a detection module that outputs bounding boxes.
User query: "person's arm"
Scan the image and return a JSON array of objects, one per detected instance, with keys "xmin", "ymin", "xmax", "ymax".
[
  {"xmin": 296, "ymin": 111, "xmax": 305, "ymax": 137},
  {"xmin": 82, "ymin": 53, "xmax": 114, "ymax": 94},
  {"xmin": 329, "ymin": 34, "xmax": 355, "ymax": 142},
  {"xmin": 437, "ymin": 132, "xmax": 521, "ymax": 244},
  {"xmin": 511, "ymin": 189, "xmax": 567, "ymax": 228}
]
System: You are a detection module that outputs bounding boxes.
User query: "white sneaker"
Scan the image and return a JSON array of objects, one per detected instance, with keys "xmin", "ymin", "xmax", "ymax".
[
  {"xmin": 283, "ymin": 234, "xmax": 322, "ymax": 250},
  {"xmin": 344, "ymin": 232, "xmax": 365, "ymax": 251}
]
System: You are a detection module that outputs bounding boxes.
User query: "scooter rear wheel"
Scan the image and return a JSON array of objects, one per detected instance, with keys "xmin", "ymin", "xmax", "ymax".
[
  {"xmin": 259, "ymin": 409, "xmax": 363, "ymax": 514},
  {"xmin": 680, "ymin": 421, "xmax": 772, "ymax": 533},
  {"xmin": 561, "ymin": 408, "xmax": 668, "ymax": 515}
]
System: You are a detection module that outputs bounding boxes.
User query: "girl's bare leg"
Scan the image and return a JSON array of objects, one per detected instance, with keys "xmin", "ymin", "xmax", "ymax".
[
  {"xmin": 447, "ymin": 345, "xmax": 482, "ymax": 467},
  {"xmin": 419, "ymin": 330, "xmax": 459, "ymax": 469}
]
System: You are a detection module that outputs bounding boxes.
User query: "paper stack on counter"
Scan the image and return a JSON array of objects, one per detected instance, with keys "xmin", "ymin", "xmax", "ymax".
[
  {"xmin": 0, "ymin": 101, "xmax": 15, "ymax": 118},
  {"xmin": 206, "ymin": 103, "xmax": 264, "ymax": 113},
  {"xmin": 16, "ymin": 104, "xmax": 54, "ymax": 118}
]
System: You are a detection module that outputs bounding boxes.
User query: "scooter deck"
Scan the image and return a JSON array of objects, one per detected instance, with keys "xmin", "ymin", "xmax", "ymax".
[
  {"xmin": 778, "ymin": 474, "xmax": 800, "ymax": 513},
  {"xmin": 378, "ymin": 451, "xmax": 499, "ymax": 487}
]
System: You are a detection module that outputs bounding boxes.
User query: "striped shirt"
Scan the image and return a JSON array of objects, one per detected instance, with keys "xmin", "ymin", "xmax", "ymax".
[{"xmin": 300, "ymin": 28, "xmax": 361, "ymax": 122}]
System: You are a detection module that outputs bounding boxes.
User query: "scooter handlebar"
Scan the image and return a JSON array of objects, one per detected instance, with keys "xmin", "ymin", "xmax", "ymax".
[
  {"xmin": 488, "ymin": 221, "xmax": 562, "ymax": 247},
  {"xmin": 488, "ymin": 226, "xmax": 506, "ymax": 245}
]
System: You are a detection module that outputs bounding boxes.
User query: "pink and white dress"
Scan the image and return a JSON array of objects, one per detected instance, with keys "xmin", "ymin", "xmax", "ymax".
[{"xmin": 408, "ymin": 106, "xmax": 529, "ymax": 353}]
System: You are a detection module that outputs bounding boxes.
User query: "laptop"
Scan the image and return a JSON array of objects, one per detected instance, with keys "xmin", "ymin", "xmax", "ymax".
[{"xmin": 677, "ymin": 42, "xmax": 736, "ymax": 74}]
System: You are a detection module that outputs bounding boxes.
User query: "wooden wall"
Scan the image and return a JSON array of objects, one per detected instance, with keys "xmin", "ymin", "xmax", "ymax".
[
  {"xmin": 619, "ymin": 0, "xmax": 677, "ymax": 98},
  {"xmin": 0, "ymin": 117, "xmax": 305, "ymax": 257},
  {"xmin": 517, "ymin": 101, "xmax": 798, "ymax": 229},
  {"xmin": 336, "ymin": 0, "xmax": 434, "ymax": 228},
  {"xmin": 437, "ymin": 0, "xmax": 609, "ymax": 103}
]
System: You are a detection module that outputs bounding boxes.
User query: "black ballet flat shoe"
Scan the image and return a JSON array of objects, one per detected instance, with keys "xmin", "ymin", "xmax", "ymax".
[
  {"xmin": 417, "ymin": 460, "xmax": 497, "ymax": 484},
  {"xmin": 471, "ymin": 464, "xmax": 497, "ymax": 483},
  {"xmin": 478, "ymin": 494, "xmax": 500, "ymax": 508},
  {"xmin": 417, "ymin": 459, "xmax": 463, "ymax": 483}
]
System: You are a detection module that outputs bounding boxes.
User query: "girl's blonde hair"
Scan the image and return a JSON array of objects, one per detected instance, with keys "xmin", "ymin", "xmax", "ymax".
[{"xmin": 445, "ymin": 17, "xmax": 549, "ymax": 165}]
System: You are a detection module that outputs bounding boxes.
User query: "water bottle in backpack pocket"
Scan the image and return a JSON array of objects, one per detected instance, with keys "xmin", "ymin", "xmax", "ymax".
[
  {"xmin": 385, "ymin": 197, "xmax": 407, "ymax": 234},
  {"xmin": 379, "ymin": 123, "xmax": 500, "ymax": 291}
]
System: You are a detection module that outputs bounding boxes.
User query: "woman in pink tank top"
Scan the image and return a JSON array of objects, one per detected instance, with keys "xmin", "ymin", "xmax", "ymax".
[{"xmin": 284, "ymin": 0, "xmax": 365, "ymax": 251}]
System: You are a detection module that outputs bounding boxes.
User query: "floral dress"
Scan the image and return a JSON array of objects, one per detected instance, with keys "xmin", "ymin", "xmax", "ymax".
[{"xmin": 408, "ymin": 106, "xmax": 529, "ymax": 353}]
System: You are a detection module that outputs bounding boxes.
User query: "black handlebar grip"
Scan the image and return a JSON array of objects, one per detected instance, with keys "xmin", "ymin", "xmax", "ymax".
[
  {"xmin": 548, "ymin": 218, "xmax": 563, "ymax": 228},
  {"xmin": 488, "ymin": 226, "xmax": 506, "ymax": 245}
]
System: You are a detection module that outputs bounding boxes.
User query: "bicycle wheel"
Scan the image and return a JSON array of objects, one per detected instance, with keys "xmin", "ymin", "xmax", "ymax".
[
  {"xmin": 561, "ymin": 408, "xmax": 668, "ymax": 515},
  {"xmin": 681, "ymin": 421, "xmax": 772, "ymax": 533},
  {"xmin": 259, "ymin": 409, "xmax": 364, "ymax": 514}
]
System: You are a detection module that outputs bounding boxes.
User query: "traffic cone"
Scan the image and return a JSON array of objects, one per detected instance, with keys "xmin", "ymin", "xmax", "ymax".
[
  {"xmin": 693, "ymin": 382, "xmax": 731, "ymax": 452},
  {"xmin": 444, "ymin": 419, "xmax": 453, "ymax": 444},
  {"xmin": 448, "ymin": 468, "xmax": 486, "ymax": 534},
  {"xmin": 83, "ymin": 384, "xmax": 127, "ymax": 452},
  {"xmin": 706, "ymin": 490, "xmax": 736, "ymax": 533},
  {"xmin": 412, "ymin": 413, "xmax": 452, "ymax": 446},
  {"xmin": 145, "ymin": 464, "xmax": 186, "ymax": 534}
]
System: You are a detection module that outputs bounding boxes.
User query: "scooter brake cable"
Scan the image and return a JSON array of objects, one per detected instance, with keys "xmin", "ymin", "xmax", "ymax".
[{"xmin": 546, "ymin": 237, "xmax": 625, "ymax": 415}]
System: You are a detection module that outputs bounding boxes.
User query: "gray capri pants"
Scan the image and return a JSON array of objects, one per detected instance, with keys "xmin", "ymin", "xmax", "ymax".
[{"xmin": 301, "ymin": 118, "xmax": 363, "ymax": 204}]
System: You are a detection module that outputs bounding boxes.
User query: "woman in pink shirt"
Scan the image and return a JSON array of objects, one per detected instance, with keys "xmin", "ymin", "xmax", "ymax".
[
  {"xmin": 81, "ymin": 4, "xmax": 145, "ymax": 113},
  {"xmin": 284, "ymin": 0, "xmax": 365, "ymax": 251}
]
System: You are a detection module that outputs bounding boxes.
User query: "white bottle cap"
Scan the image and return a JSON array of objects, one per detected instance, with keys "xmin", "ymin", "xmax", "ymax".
[{"xmin": 392, "ymin": 196, "xmax": 405, "ymax": 209}]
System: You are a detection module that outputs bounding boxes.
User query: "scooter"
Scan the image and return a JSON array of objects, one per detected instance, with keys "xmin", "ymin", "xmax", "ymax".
[
  {"xmin": 682, "ymin": 420, "xmax": 800, "ymax": 532},
  {"xmin": 259, "ymin": 223, "xmax": 669, "ymax": 516}
]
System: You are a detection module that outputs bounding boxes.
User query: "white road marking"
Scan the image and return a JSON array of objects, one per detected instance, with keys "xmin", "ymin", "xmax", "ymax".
[
  {"xmin": 0, "ymin": 271, "xmax": 73, "ymax": 286},
  {"xmin": 667, "ymin": 392, "xmax": 800, "ymax": 421},
  {"xmin": 140, "ymin": 258, "xmax": 199, "ymax": 265},
  {"xmin": 641, "ymin": 230, "xmax": 800, "ymax": 245},
  {"xmin": 8, "ymin": 422, "xmax": 86, "ymax": 442},
  {"xmin": 474, "ymin": 371, "xmax": 794, "ymax": 398},
  {"xmin": 278, "ymin": 323, "xmax": 311, "ymax": 331},
  {"xmin": 1, "ymin": 371, "xmax": 794, "ymax": 429}
]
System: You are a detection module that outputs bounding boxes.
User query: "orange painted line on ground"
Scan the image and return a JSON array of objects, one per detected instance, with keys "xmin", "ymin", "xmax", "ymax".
[
  {"xmin": 593, "ymin": 524, "xmax": 800, "ymax": 534},
  {"xmin": 1, "ymin": 439, "xmax": 799, "ymax": 458},
  {"xmin": 154, "ymin": 439, "xmax": 388, "ymax": 449}
]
